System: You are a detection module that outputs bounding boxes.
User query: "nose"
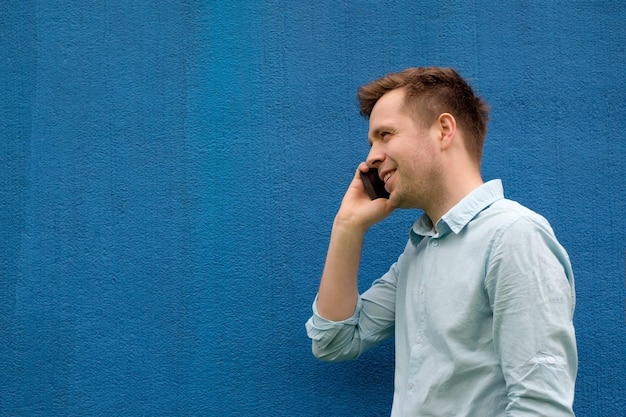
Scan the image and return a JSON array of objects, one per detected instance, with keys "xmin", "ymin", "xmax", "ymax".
[{"xmin": 366, "ymin": 143, "xmax": 385, "ymax": 168}]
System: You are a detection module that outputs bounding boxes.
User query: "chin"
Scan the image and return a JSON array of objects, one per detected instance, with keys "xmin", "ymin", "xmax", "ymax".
[
  {"xmin": 391, "ymin": 193, "xmax": 418, "ymax": 210},
  {"xmin": 388, "ymin": 193, "xmax": 407, "ymax": 209}
]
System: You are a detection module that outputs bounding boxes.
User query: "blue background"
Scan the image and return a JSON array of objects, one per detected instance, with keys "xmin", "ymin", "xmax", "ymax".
[{"xmin": 2, "ymin": 1, "xmax": 624, "ymax": 416}]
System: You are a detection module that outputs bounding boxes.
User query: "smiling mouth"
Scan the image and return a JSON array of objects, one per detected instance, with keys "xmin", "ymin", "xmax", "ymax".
[{"xmin": 383, "ymin": 170, "xmax": 395, "ymax": 184}]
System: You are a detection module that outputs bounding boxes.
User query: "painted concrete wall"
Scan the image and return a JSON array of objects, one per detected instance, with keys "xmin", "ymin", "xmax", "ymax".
[{"xmin": 2, "ymin": 1, "xmax": 624, "ymax": 415}]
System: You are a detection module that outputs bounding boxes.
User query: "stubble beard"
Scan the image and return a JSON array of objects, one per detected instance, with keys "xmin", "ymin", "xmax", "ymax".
[{"xmin": 391, "ymin": 164, "xmax": 443, "ymax": 212}]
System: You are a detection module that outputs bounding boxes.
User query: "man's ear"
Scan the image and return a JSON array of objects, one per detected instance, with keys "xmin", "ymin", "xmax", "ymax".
[{"xmin": 437, "ymin": 113, "xmax": 456, "ymax": 150}]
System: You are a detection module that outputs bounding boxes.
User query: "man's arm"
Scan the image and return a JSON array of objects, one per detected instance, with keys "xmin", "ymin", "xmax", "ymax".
[
  {"xmin": 487, "ymin": 216, "xmax": 577, "ymax": 416},
  {"xmin": 315, "ymin": 164, "xmax": 394, "ymax": 321}
]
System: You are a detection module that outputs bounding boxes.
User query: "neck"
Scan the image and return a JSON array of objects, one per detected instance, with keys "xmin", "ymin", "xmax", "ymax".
[{"xmin": 426, "ymin": 167, "xmax": 483, "ymax": 227}]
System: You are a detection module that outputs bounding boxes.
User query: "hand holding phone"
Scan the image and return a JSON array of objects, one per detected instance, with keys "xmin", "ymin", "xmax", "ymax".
[{"xmin": 359, "ymin": 168, "xmax": 390, "ymax": 200}]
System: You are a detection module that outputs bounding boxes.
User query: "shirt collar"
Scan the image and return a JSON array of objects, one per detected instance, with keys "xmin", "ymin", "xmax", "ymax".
[{"xmin": 410, "ymin": 179, "xmax": 504, "ymax": 244}]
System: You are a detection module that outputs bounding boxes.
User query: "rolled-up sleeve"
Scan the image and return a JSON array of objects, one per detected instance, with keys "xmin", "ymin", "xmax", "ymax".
[
  {"xmin": 306, "ymin": 261, "xmax": 399, "ymax": 362},
  {"xmin": 305, "ymin": 296, "xmax": 364, "ymax": 362}
]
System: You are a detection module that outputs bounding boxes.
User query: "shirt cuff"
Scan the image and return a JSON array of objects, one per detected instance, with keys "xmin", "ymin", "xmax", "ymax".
[{"xmin": 305, "ymin": 295, "xmax": 362, "ymax": 349}]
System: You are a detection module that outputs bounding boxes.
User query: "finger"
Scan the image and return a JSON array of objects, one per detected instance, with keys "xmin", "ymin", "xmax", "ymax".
[{"xmin": 356, "ymin": 162, "xmax": 369, "ymax": 175}]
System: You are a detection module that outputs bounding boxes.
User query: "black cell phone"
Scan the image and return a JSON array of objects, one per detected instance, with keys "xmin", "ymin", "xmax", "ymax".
[{"xmin": 359, "ymin": 168, "xmax": 390, "ymax": 200}]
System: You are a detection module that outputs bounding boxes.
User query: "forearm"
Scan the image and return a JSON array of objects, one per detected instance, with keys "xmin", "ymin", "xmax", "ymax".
[
  {"xmin": 308, "ymin": 241, "xmax": 398, "ymax": 361},
  {"xmin": 315, "ymin": 163, "xmax": 394, "ymax": 321},
  {"xmin": 316, "ymin": 218, "xmax": 366, "ymax": 321}
]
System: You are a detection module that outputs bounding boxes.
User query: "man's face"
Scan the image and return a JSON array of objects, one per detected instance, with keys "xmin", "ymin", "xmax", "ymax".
[{"xmin": 366, "ymin": 88, "xmax": 442, "ymax": 210}]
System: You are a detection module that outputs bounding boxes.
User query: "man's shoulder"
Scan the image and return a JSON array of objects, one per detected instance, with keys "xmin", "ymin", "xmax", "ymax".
[
  {"xmin": 486, "ymin": 198, "xmax": 545, "ymax": 221},
  {"xmin": 474, "ymin": 198, "xmax": 554, "ymax": 237}
]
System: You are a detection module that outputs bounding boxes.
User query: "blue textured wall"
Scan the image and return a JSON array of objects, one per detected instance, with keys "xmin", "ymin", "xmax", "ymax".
[{"xmin": 2, "ymin": 1, "xmax": 624, "ymax": 416}]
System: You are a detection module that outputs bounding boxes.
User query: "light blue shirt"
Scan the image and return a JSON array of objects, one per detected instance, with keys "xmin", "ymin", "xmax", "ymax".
[{"xmin": 306, "ymin": 180, "xmax": 577, "ymax": 416}]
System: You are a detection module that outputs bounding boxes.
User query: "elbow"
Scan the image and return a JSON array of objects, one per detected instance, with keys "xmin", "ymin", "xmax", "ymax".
[
  {"xmin": 311, "ymin": 344, "xmax": 337, "ymax": 362},
  {"xmin": 311, "ymin": 341, "xmax": 359, "ymax": 363}
]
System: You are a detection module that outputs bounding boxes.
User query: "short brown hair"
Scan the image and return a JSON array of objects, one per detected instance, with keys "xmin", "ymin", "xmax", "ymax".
[{"xmin": 357, "ymin": 67, "xmax": 490, "ymax": 163}]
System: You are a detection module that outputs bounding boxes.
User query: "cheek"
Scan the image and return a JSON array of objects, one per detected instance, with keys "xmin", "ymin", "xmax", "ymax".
[{"xmin": 401, "ymin": 151, "xmax": 429, "ymax": 175}]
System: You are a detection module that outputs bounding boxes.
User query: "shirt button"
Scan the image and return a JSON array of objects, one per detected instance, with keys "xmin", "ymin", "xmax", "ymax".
[
  {"xmin": 432, "ymin": 240, "xmax": 439, "ymax": 246},
  {"xmin": 546, "ymin": 356, "xmax": 555, "ymax": 364},
  {"xmin": 408, "ymin": 383, "xmax": 414, "ymax": 390}
]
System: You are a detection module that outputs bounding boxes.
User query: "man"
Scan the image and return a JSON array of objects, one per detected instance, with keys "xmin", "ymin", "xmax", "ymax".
[{"xmin": 306, "ymin": 67, "xmax": 577, "ymax": 416}]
